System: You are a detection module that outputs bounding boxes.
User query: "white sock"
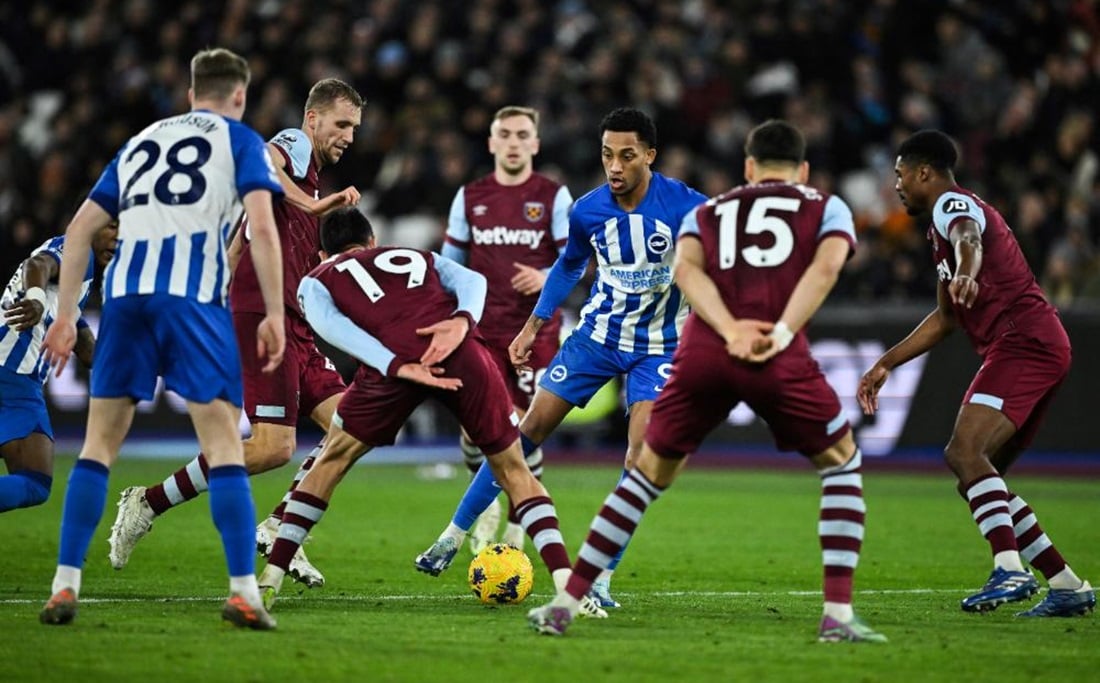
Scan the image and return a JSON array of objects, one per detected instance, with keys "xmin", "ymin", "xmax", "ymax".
[
  {"xmin": 52, "ymin": 565, "xmax": 82, "ymax": 598},
  {"xmin": 230, "ymin": 575, "xmax": 261, "ymax": 605},
  {"xmin": 551, "ymin": 568, "xmax": 571, "ymax": 593},
  {"xmin": 823, "ymin": 601, "xmax": 854, "ymax": 622},
  {"xmin": 442, "ymin": 522, "xmax": 466, "ymax": 544},
  {"xmin": 596, "ymin": 568, "xmax": 614, "ymax": 584},
  {"xmin": 1048, "ymin": 566, "xmax": 1084, "ymax": 590},
  {"xmin": 258, "ymin": 564, "xmax": 286, "ymax": 590},
  {"xmin": 994, "ymin": 550, "xmax": 1026, "ymax": 573}
]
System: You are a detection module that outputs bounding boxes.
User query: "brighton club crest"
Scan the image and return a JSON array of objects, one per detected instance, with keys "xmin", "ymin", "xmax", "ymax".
[{"xmin": 524, "ymin": 202, "xmax": 545, "ymax": 222}]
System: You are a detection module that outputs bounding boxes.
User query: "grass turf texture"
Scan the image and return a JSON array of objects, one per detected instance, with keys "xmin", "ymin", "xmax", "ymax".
[{"xmin": 1, "ymin": 456, "xmax": 1096, "ymax": 682}]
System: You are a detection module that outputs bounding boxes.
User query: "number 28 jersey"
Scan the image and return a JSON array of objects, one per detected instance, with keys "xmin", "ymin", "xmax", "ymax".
[
  {"xmin": 680, "ymin": 180, "xmax": 856, "ymax": 326},
  {"xmin": 88, "ymin": 109, "xmax": 282, "ymax": 307}
]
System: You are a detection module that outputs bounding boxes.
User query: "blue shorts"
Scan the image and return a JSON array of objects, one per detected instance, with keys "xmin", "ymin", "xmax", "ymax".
[
  {"xmin": 91, "ymin": 294, "xmax": 243, "ymax": 406},
  {"xmin": 0, "ymin": 366, "xmax": 52, "ymax": 444},
  {"xmin": 538, "ymin": 333, "xmax": 674, "ymax": 408}
]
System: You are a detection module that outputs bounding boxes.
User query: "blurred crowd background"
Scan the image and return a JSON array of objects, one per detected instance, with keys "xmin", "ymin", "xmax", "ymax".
[{"xmin": 2, "ymin": 0, "xmax": 1099, "ymax": 307}]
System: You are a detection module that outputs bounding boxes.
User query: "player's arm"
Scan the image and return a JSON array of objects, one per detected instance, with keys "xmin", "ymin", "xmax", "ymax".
[
  {"xmin": 441, "ymin": 188, "xmax": 471, "ymax": 266},
  {"xmin": 766, "ymin": 234, "xmax": 851, "ymax": 351},
  {"xmin": 857, "ymin": 282, "xmax": 956, "ymax": 415},
  {"xmin": 510, "ymin": 211, "xmax": 590, "ymax": 365},
  {"xmin": 3, "ymin": 252, "xmax": 59, "ymax": 331},
  {"xmin": 417, "ymin": 255, "xmax": 487, "ymax": 366},
  {"xmin": 241, "ymin": 189, "xmax": 286, "ymax": 373},
  {"xmin": 673, "ymin": 234, "xmax": 772, "ymax": 360},
  {"xmin": 948, "ymin": 219, "xmax": 982, "ymax": 308},
  {"xmin": 267, "ymin": 143, "xmax": 358, "ymax": 216},
  {"xmin": 73, "ymin": 320, "xmax": 96, "ymax": 368},
  {"xmin": 41, "ymin": 200, "xmax": 113, "ymax": 375}
]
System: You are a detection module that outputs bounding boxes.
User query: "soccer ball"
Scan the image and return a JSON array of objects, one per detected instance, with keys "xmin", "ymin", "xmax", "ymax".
[{"xmin": 468, "ymin": 543, "xmax": 534, "ymax": 604}]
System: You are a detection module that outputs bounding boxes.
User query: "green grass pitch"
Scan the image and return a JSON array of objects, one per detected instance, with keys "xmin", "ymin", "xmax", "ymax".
[{"xmin": 1, "ymin": 456, "xmax": 1096, "ymax": 682}]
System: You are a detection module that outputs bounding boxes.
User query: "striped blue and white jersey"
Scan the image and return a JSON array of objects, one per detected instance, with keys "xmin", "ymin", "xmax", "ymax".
[
  {"xmin": 534, "ymin": 172, "xmax": 707, "ymax": 354},
  {"xmin": 89, "ymin": 110, "xmax": 281, "ymax": 307},
  {"xmin": 0, "ymin": 237, "xmax": 95, "ymax": 382}
]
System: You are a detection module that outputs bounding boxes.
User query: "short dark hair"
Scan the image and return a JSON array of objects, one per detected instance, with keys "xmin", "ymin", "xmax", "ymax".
[
  {"xmin": 320, "ymin": 207, "xmax": 374, "ymax": 254},
  {"xmin": 305, "ymin": 78, "xmax": 365, "ymax": 114},
  {"xmin": 897, "ymin": 130, "xmax": 959, "ymax": 172},
  {"xmin": 599, "ymin": 107, "xmax": 657, "ymax": 148},
  {"xmin": 744, "ymin": 119, "xmax": 805, "ymax": 164},
  {"xmin": 190, "ymin": 48, "xmax": 250, "ymax": 100}
]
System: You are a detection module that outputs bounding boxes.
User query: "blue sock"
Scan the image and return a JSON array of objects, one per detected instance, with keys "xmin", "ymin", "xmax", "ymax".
[
  {"xmin": 452, "ymin": 460, "xmax": 502, "ymax": 531},
  {"xmin": 520, "ymin": 433, "xmax": 537, "ymax": 457},
  {"xmin": 0, "ymin": 470, "xmax": 52, "ymax": 511},
  {"xmin": 208, "ymin": 465, "xmax": 256, "ymax": 577},
  {"xmin": 451, "ymin": 435, "xmax": 539, "ymax": 530},
  {"xmin": 57, "ymin": 460, "xmax": 110, "ymax": 568},
  {"xmin": 606, "ymin": 469, "xmax": 629, "ymax": 571}
]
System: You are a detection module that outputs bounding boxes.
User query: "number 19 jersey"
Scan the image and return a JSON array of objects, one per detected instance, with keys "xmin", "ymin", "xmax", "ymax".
[{"xmin": 88, "ymin": 109, "xmax": 281, "ymax": 307}]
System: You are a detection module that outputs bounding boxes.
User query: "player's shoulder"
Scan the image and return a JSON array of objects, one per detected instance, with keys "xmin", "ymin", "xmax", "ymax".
[
  {"xmin": 652, "ymin": 172, "xmax": 706, "ymax": 203},
  {"xmin": 573, "ymin": 183, "xmax": 611, "ymax": 213},
  {"xmin": 269, "ymin": 127, "xmax": 313, "ymax": 157},
  {"xmin": 528, "ymin": 171, "xmax": 565, "ymax": 192},
  {"xmin": 29, "ymin": 236, "xmax": 66, "ymax": 261}
]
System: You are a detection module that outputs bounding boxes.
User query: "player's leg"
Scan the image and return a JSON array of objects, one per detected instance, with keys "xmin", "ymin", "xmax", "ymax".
[
  {"xmin": 41, "ymin": 397, "xmax": 135, "ymax": 625},
  {"xmin": 186, "ymin": 398, "xmax": 274, "ymax": 630},
  {"xmin": 254, "ymin": 348, "xmax": 347, "ymax": 587},
  {"xmin": 258, "ymin": 422, "xmax": 368, "ymax": 609},
  {"xmin": 590, "ymin": 352, "xmax": 672, "ymax": 607},
  {"xmin": 528, "ymin": 352, "xmax": 712, "ymax": 635},
  {"xmin": 44, "ymin": 295, "xmax": 151, "ymax": 625},
  {"xmin": 946, "ymin": 404, "xmax": 1040, "ymax": 612},
  {"xmin": 0, "ymin": 434, "xmax": 54, "ymax": 512},
  {"xmin": 992, "ymin": 406, "xmax": 1094, "ymax": 616},
  {"xmin": 462, "ymin": 425, "xmax": 503, "ymax": 554},
  {"xmin": 417, "ymin": 387, "xmax": 574, "ymax": 575},
  {"xmin": 528, "ymin": 441, "xmax": 681, "ymax": 635},
  {"xmin": 808, "ymin": 432, "xmax": 886, "ymax": 643},
  {"xmin": 0, "ymin": 371, "xmax": 55, "ymax": 512},
  {"xmin": 108, "ymin": 312, "xmax": 301, "ymax": 568}
]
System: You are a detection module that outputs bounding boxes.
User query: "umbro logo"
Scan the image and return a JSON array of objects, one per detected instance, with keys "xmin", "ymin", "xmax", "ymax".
[{"xmin": 473, "ymin": 205, "xmax": 488, "ymax": 216}]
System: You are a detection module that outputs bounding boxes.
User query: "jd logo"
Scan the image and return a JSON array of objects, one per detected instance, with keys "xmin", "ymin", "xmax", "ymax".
[{"xmin": 943, "ymin": 198, "xmax": 969, "ymax": 213}]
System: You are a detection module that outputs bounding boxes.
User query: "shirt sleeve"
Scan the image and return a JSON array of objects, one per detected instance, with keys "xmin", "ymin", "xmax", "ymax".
[
  {"xmin": 297, "ymin": 276, "xmax": 400, "ymax": 376},
  {"xmin": 677, "ymin": 205, "xmax": 702, "ymax": 243},
  {"xmin": 433, "ymin": 252, "xmax": 486, "ymax": 323},
  {"xmin": 269, "ymin": 128, "xmax": 313, "ymax": 179},
  {"xmin": 229, "ymin": 122, "xmax": 283, "ymax": 198},
  {"xmin": 932, "ymin": 191, "xmax": 986, "ymax": 240},
  {"xmin": 443, "ymin": 186, "xmax": 471, "ymax": 256},
  {"xmin": 533, "ymin": 210, "xmax": 592, "ymax": 319},
  {"xmin": 550, "ymin": 185, "xmax": 573, "ymax": 248},
  {"xmin": 88, "ymin": 147, "xmax": 123, "ymax": 217},
  {"xmin": 819, "ymin": 195, "xmax": 857, "ymax": 249}
]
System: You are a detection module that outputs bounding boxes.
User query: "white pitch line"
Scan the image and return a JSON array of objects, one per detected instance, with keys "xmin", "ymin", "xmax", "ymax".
[{"xmin": 0, "ymin": 588, "xmax": 966, "ymax": 605}]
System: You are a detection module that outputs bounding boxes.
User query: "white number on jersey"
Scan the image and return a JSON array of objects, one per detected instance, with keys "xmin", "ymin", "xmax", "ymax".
[
  {"xmin": 335, "ymin": 248, "xmax": 428, "ymax": 302},
  {"xmin": 715, "ymin": 196, "xmax": 799, "ymax": 268}
]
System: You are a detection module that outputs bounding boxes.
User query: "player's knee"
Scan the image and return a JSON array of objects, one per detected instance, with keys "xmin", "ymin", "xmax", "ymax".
[
  {"xmin": 12, "ymin": 471, "xmax": 52, "ymax": 508},
  {"xmin": 245, "ymin": 437, "xmax": 295, "ymax": 470}
]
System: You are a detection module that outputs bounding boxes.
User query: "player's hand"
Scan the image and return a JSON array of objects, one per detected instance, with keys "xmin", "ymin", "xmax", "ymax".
[
  {"xmin": 397, "ymin": 362, "xmax": 463, "ymax": 390},
  {"xmin": 3, "ymin": 299, "xmax": 45, "ymax": 331},
  {"xmin": 723, "ymin": 319, "xmax": 774, "ymax": 362},
  {"xmin": 510, "ymin": 263, "xmax": 546, "ymax": 296},
  {"xmin": 857, "ymin": 363, "xmax": 890, "ymax": 415},
  {"xmin": 949, "ymin": 274, "xmax": 979, "ymax": 309},
  {"xmin": 42, "ymin": 318, "xmax": 77, "ymax": 377},
  {"xmin": 417, "ymin": 317, "xmax": 468, "ymax": 366},
  {"xmin": 314, "ymin": 186, "xmax": 361, "ymax": 215},
  {"xmin": 256, "ymin": 315, "xmax": 286, "ymax": 374},
  {"xmin": 508, "ymin": 328, "xmax": 536, "ymax": 371}
]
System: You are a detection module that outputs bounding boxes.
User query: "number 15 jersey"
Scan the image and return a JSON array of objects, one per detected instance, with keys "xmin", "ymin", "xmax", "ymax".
[
  {"xmin": 680, "ymin": 180, "xmax": 856, "ymax": 329},
  {"xmin": 88, "ymin": 109, "xmax": 281, "ymax": 307}
]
